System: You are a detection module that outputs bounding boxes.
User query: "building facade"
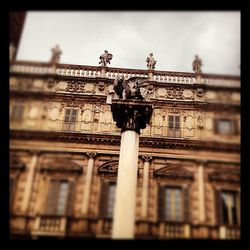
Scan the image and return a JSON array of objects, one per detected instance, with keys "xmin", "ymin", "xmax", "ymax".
[{"xmin": 9, "ymin": 59, "xmax": 240, "ymax": 239}]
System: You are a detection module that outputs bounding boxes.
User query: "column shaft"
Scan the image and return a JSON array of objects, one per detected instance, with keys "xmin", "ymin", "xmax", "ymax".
[
  {"xmin": 21, "ymin": 152, "xmax": 38, "ymax": 213},
  {"xmin": 198, "ymin": 163, "xmax": 206, "ymax": 222},
  {"xmin": 112, "ymin": 130, "xmax": 139, "ymax": 239},
  {"xmin": 82, "ymin": 153, "xmax": 96, "ymax": 215},
  {"xmin": 141, "ymin": 160, "xmax": 150, "ymax": 218}
]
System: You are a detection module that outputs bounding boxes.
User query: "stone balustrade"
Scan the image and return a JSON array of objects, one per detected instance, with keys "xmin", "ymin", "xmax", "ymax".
[{"xmin": 10, "ymin": 61, "xmax": 240, "ymax": 88}]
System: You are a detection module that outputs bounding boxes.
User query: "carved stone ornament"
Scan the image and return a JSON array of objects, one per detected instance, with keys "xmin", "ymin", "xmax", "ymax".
[
  {"xmin": 66, "ymin": 80, "xmax": 85, "ymax": 93},
  {"xmin": 98, "ymin": 81, "xmax": 105, "ymax": 91},
  {"xmin": 40, "ymin": 158, "xmax": 82, "ymax": 172},
  {"xmin": 98, "ymin": 160, "xmax": 118, "ymax": 174},
  {"xmin": 86, "ymin": 152, "xmax": 97, "ymax": 159},
  {"xmin": 196, "ymin": 88, "xmax": 204, "ymax": 97},
  {"xmin": 47, "ymin": 78, "xmax": 55, "ymax": 89},
  {"xmin": 154, "ymin": 164, "xmax": 194, "ymax": 179},
  {"xmin": 141, "ymin": 156, "xmax": 153, "ymax": 162},
  {"xmin": 166, "ymin": 87, "xmax": 184, "ymax": 99},
  {"xmin": 10, "ymin": 154, "xmax": 26, "ymax": 169}
]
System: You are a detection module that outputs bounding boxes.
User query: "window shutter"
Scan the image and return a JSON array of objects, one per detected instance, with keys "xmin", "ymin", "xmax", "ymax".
[
  {"xmin": 168, "ymin": 116, "xmax": 173, "ymax": 129},
  {"xmin": 215, "ymin": 189, "xmax": 223, "ymax": 225},
  {"xmin": 66, "ymin": 181, "xmax": 75, "ymax": 216},
  {"xmin": 183, "ymin": 187, "xmax": 189, "ymax": 223},
  {"xmin": 157, "ymin": 185, "xmax": 166, "ymax": 221},
  {"xmin": 99, "ymin": 182, "xmax": 109, "ymax": 218},
  {"xmin": 175, "ymin": 116, "xmax": 180, "ymax": 130},
  {"xmin": 234, "ymin": 119, "xmax": 239, "ymax": 135},
  {"xmin": 214, "ymin": 118, "xmax": 219, "ymax": 134},
  {"xmin": 45, "ymin": 180, "xmax": 60, "ymax": 215},
  {"xmin": 64, "ymin": 109, "xmax": 71, "ymax": 122}
]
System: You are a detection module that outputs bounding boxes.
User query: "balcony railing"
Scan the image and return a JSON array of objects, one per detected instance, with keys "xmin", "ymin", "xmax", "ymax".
[
  {"xmin": 158, "ymin": 222, "xmax": 190, "ymax": 239},
  {"xmin": 31, "ymin": 215, "xmax": 67, "ymax": 237},
  {"xmin": 10, "ymin": 61, "xmax": 240, "ymax": 88},
  {"xmin": 219, "ymin": 225, "xmax": 240, "ymax": 239}
]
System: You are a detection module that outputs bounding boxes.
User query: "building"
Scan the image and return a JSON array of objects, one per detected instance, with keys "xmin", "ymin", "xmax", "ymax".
[{"xmin": 9, "ymin": 54, "xmax": 240, "ymax": 239}]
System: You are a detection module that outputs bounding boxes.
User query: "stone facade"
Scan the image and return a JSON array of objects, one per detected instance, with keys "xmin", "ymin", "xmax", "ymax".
[{"xmin": 10, "ymin": 60, "xmax": 240, "ymax": 239}]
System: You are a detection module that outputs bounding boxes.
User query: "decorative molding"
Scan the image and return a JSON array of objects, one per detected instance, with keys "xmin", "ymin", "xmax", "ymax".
[
  {"xmin": 86, "ymin": 152, "xmax": 97, "ymax": 159},
  {"xmin": 98, "ymin": 81, "xmax": 105, "ymax": 91},
  {"xmin": 40, "ymin": 158, "xmax": 82, "ymax": 172},
  {"xmin": 98, "ymin": 160, "xmax": 118, "ymax": 174},
  {"xmin": 166, "ymin": 87, "xmax": 184, "ymax": 100},
  {"xmin": 66, "ymin": 80, "xmax": 85, "ymax": 93},
  {"xmin": 9, "ymin": 154, "xmax": 26, "ymax": 169},
  {"xmin": 208, "ymin": 170, "xmax": 240, "ymax": 183},
  {"xmin": 10, "ymin": 130, "xmax": 240, "ymax": 152},
  {"xmin": 196, "ymin": 88, "xmax": 205, "ymax": 97},
  {"xmin": 141, "ymin": 156, "xmax": 153, "ymax": 162},
  {"xmin": 154, "ymin": 164, "xmax": 194, "ymax": 179}
]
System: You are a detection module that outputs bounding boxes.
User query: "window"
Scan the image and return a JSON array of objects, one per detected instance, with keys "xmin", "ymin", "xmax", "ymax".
[
  {"xmin": 10, "ymin": 104, "xmax": 24, "ymax": 122},
  {"xmin": 158, "ymin": 186, "xmax": 186, "ymax": 222},
  {"xmin": 214, "ymin": 118, "xmax": 239, "ymax": 135},
  {"xmin": 107, "ymin": 184, "xmax": 116, "ymax": 218},
  {"xmin": 45, "ymin": 180, "xmax": 74, "ymax": 215},
  {"xmin": 168, "ymin": 115, "xmax": 181, "ymax": 138},
  {"xmin": 99, "ymin": 182, "xmax": 116, "ymax": 218},
  {"xmin": 63, "ymin": 109, "xmax": 78, "ymax": 131},
  {"xmin": 219, "ymin": 191, "xmax": 239, "ymax": 225}
]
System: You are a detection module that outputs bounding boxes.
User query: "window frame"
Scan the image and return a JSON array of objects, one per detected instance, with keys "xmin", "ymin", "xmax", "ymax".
[
  {"xmin": 167, "ymin": 115, "xmax": 181, "ymax": 138},
  {"xmin": 63, "ymin": 108, "xmax": 78, "ymax": 131},
  {"xmin": 10, "ymin": 104, "xmax": 25, "ymax": 123},
  {"xmin": 158, "ymin": 185, "xmax": 187, "ymax": 223},
  {"xmin": 217, "ymin": 189, "xmax": 240, "ymax": 226}
]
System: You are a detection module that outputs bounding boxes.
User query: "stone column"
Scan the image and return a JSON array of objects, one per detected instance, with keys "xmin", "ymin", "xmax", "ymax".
[
  {"xmin": 81, "ymin": 152, "xmax": 97, "ymax": 215},
  {"xmin": 197, "ymin": 160, "xmax": 206, "ymax": 223},
  {"xmin": 141, "ymin": 156, "xmax": 152, "ymax": 218},
  {"xmin": 21, "ymin": 151, "xmax": 39, "ymax": 213},
  {"xmin": 112, "ymin": 130, "xmax": 139, "ymax": 238},
  {"xmin": 111, "ymin": 99, "xmax": 153, "ymax": 239}
]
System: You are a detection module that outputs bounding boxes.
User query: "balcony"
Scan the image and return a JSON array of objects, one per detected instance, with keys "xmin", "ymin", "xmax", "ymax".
[
  {"xmin": 31, "ymin": 215, "xmax": 67, "ymax": 237},
  {"xmin": 96, "ymin": 218, "xmax": 113, "ymax": 238},
  {"xmin": 219, "ymin": 225, "xmax": 240, "ymax": 239}
]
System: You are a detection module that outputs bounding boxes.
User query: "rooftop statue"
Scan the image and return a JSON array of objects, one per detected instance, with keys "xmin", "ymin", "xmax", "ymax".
[
  {"xmin": 99, "ymin": 50, "xmax": 113, "ymax": 67},
  {"xmin": 146, "ymin": 53, "xmax": 156, "ymax": 70},
  {"xmin": 193, "ymin": 54, "xmax": 202, "ymax": 74},
  {"xmin": 113, "ymin": 76, "xmax": 151, "ymax": 101},
  {"xmin": 50, "ymin": 45, "xmax": 62, "ymax": 64}
]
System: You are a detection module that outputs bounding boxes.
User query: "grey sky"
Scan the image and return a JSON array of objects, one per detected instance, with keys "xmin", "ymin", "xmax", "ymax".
[{"xmin": 17, "ymin": 11, "xmax": 240, "ymax": 75}]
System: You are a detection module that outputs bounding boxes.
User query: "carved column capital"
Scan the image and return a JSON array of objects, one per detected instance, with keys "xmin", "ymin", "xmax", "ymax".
[
  {"xmin": 111, "ymin": 99, "xmax": 153, "ymax": 135},
  {"xmin": 86, "ymin": 152, "xmax": 97, "ymax": 159},
  {"xmin": 196, "ymin": 159, "xmax": 207, "ymax": 166},
  {"xmin": 141, "ymin": 156, "xmax": 153, "ymax": 162},
  {"xmin": 28, "ymin": 150, "xmax": 41, "ymax": 156}
]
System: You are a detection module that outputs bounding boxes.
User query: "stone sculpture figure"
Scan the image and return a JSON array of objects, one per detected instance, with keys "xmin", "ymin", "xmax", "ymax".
[
  {"xmin": 99, "ymin": 50, "xmax": 113, "ymax": 67},
  {"xmin": 193, "ymin": 55, "xmax": 202, "ymax": 74},
  {"xmin": 146, "ymin": 53, "xmax": 156, "ymax": 70},
  {"xmin": 50, "ymin": 45, "xmax": 62, "ymax": 64},
  {"xmin": 113, "ymin": 76, "xmax": 150, "ymax": 101}
]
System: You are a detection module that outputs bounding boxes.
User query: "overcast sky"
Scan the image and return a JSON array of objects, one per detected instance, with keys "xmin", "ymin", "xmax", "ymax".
[{"xmin": 17, "ymin": 11, "xmax": 240, "ymax": 75}]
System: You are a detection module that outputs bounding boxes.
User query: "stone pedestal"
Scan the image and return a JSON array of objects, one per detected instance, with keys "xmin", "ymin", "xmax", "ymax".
[{"xmin": 111, "ymin": 99, "xmax": 153, "ymax": 239}]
